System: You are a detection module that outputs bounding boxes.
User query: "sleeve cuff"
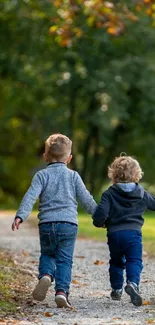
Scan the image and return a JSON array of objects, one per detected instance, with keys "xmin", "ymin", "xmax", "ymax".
[{"xmin": 15, "ymin": 216, "xmax": 23, "ymax": 223}]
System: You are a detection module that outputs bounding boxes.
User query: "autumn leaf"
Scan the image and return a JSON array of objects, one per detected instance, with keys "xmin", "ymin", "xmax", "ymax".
[
  {"xmin": 145, "ymin": 320, "xmax": 155, "ymax": 324},
  {"xmin": 94, "ymin": 260, "xmax": 104, "ymax": 265},
  {"xmin": 143, "ymin": 300, "xmax": 150, "ymax": 305},
  {"xmin": 44, "ymin": 311, "xmax": 54, "ymax": 317},
  {"xmin": 22, "ymin": 250, "xmax": 29, "ymax": 257},
  {"xmin": 72, "ymin": 279, "xmax": 88, "ymax": 287},
  {"xmin": 72, "ymin": 279, "xmax": 80, "ymax": 284}
]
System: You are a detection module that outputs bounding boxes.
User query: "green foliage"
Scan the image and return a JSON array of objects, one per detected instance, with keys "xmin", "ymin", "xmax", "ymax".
[{"xmin": 0, "ymin": 0, "xmax": 155, "ymax": 203}]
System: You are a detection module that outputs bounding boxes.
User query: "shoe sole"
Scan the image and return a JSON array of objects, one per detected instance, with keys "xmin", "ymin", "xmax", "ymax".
[
  {"xmin": 32, "ymin": 278, "xmax": 51, "ymax": 301},
  {"xmin": 125, "ymin": 284, "xmax": 142, "ymax": 306},
  {"xmin": 55, "ymin": 295, "xmax": 71, "ymax": 308}
]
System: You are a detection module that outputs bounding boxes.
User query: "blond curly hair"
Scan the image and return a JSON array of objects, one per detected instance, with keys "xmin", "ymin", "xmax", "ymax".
[{"xmin": 108, "ymin": 155, "xmax": 143, "ymax": 183}]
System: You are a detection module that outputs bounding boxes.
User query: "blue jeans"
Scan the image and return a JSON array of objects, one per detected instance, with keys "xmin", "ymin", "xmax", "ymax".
[
  {"xmin": 38, "ymin": 222, "xmax": 78, "ymax": 295},
  {"xmin": 107, "ymin": 230, "xmax": 143, "ymax": 290}
]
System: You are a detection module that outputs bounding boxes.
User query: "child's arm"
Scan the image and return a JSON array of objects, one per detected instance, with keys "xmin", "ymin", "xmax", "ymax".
[
  {"xmin": 75, "ymin": 172, "xmax": 97, "ymax": 214},
  {"xmin": 145, "ymin": 191, "xmax": 155, "ymax": 210},
  {"xmin": 92, "ymin": 191, "xmax": 110, "ymax": 227},
  {"xmin": 12, "ymin": 171, "xmax": 43, "ymax": 231}
]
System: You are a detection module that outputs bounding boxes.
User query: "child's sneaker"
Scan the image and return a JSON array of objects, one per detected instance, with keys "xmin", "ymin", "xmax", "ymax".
[
  {"xmin": 32, "ymin": 276, "xmax": 51, "ymax": 301},
  {"xmin": 125, "ymin": 282, "xmax": 142, "ymax": 306},
  {"xmin": 110, "ymin": 289, "xmax": 122, "ymax": 300},
  {"xmin": 55, "ymin": 291, "xmax": 71, "ymax": 308}
]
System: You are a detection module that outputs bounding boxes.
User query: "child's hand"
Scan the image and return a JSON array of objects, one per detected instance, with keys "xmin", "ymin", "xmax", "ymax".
[{"xmin": 12, "ymin": 218, "xmax": 22, "ymax": 231}]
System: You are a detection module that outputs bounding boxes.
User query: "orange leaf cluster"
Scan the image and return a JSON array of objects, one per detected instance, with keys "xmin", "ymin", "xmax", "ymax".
[{"xmin": 50, "ymin": 0, "xmax": 155, "ymax": 46}]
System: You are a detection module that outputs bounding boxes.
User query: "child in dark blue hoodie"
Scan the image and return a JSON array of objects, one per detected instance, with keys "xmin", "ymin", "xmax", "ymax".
[{"xmin": 93, "ymin": 155, "xmax": 155, "ymax": 306}]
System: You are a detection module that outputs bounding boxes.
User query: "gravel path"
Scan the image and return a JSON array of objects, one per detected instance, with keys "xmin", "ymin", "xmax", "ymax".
[{"xmin": 0, "ymin": 212, "xmax": 155, "ymax": 325}]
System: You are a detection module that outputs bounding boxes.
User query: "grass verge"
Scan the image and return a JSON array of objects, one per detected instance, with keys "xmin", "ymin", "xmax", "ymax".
[{"xmin": 0, "ymin": 250, "xmax": 32, "ymax": 318}]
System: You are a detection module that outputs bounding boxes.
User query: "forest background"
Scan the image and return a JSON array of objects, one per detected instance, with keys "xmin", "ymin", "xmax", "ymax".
[{"xmin": 1, "ymin": 0, "xmax": 155, "ymax": 207}]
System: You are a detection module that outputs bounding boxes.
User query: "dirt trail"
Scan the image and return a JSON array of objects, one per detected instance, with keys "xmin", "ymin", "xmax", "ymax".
[{"xmin": 0, "ymin": 212, "xmax": 155, "ymax": 325}]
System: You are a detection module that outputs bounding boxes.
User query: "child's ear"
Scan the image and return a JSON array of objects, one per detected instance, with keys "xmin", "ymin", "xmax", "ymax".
[
  {"xmin": 43, "ymin": 152, "xmax": 48, "ymax": 162},
  {"xmin": 66, "ymin": 154, "xmax": 72, "ymax": 164}
]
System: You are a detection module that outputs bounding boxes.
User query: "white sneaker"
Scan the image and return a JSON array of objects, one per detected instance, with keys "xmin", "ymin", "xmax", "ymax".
[{"xmin": 32, "ymin": 276, "xmax": 51, "ymax": 301}]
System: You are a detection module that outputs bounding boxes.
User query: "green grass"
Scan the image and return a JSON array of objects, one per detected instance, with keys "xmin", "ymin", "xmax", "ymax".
[
  {"xmin": 142, "ymin": 214, "xmax": 155, "ymax": 256},
  {"xmin": 0, "ymin": 250, "xmax": 31, "ymax": 316},
  {"xmin": 0, "ymin": 251, "xmax": 18, "ymax": 314}
]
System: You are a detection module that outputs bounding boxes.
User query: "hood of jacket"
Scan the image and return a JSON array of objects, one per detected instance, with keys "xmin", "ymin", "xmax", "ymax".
[{"xmin": 109, "ymin": 183, "xmax": 144, "ymax": 207}]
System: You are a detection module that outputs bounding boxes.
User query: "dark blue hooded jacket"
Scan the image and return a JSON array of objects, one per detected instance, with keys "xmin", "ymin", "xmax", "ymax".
[{"xmin": 93, "ymin": 184, "xmax": 155, "ymax": 233}]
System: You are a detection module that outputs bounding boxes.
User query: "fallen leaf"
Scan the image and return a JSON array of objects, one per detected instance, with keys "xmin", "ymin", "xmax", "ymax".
[
  {"xmin": 72, "ymin": 279, "xmax": 80, "ymax": 284},
  {"xmin": 75, "ymin": 255, "xmax": 85, "ymax": 259},
  {"xmin": 44, "ymin": 312, "xmax": 54, "ymax": 317},
  {"xmin": 94, "ymin": 260, "xmax": 104, "ymax": 265},
  {"xmin": 72, "ymin": 279, "xmax": 88, "ymax": 287},
  {"xmin": 143, "ymin": 301, "xmax": 150, "ymax": 305},
  {"xmin": 22, "ymin": 250, "xmax": 29, "ymax": 257},
  {"xmin": 112, "ymin": 318, "xmax": 121, "ymax": 320}
]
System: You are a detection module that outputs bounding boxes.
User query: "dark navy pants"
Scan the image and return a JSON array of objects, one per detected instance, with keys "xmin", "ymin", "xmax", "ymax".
[
  {"xmin": 107, "ymin": 230, "xmax": 143, "ymax": 290},
  {"xmin": 38, "ymin": 222, "xmax": 78, "ymax": 295}
]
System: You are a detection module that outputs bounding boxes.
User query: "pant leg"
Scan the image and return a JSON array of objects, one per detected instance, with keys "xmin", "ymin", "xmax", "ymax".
[
  {"xmin": 39, "ymin": 223, "xmax": 56, "ymax": 279},
  {"xmin": 54, "ymin": 223, "xmax": 78, "ymax": 295},
  {"xmin": 107, "ymin": 232, "xmax": 125, "ymax": 290},
  {"xmin": 123, "ymin": 230, "xmax": 143, "ymax": 286}
]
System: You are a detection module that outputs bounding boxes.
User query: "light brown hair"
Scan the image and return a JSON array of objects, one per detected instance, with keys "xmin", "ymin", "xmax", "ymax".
[
  {"xmin": 108, "ymin": 155, "xmax": 143, "ymax": 183},
  {"xmin": 45, "ymin": 133, "xmax": 72, "ymax": 162}
]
